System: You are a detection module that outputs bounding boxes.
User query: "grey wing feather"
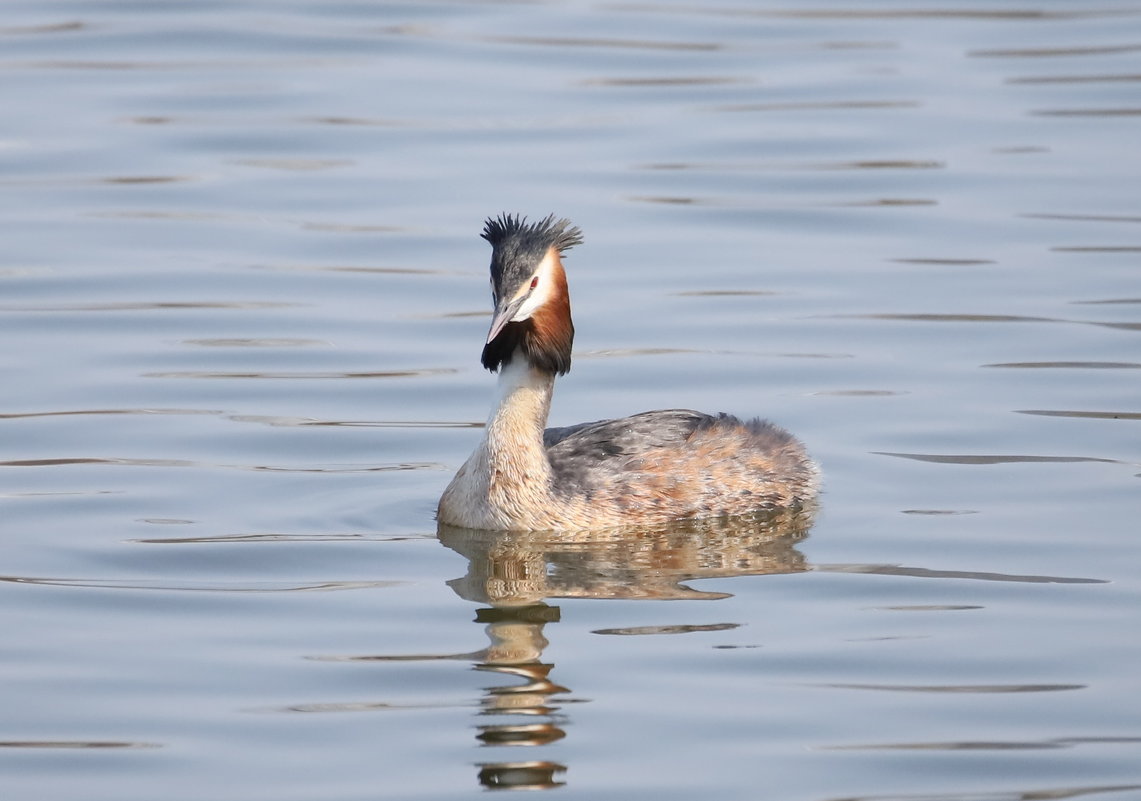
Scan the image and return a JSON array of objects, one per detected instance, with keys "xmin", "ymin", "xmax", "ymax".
[
  {"xmin": 542, "ymin": 420, "xmax": 606, "ymax": 448},
  {"xmin": 544, "ymin": 409, "xmax": 712, "ymax": 489}
]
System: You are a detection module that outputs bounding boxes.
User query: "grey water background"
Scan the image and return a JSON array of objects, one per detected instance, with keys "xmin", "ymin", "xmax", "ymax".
[{"xmin": 2, "ymin": 1, "xmax": 1140, "ymax": 799}]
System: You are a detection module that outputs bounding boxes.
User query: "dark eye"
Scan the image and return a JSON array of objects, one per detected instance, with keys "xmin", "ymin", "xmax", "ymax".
[{"xmin": 530, "ymin": 276, "xmax": 539, "ymax": 289}]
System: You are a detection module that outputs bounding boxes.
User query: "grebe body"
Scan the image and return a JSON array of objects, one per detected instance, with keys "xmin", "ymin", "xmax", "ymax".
[{"xmin": 437, "ymin": 214, "xmax": 819, "ymax": 531}]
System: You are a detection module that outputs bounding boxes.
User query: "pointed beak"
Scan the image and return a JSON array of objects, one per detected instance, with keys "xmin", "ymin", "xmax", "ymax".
[{"xmin": 486, "ymin": 294, "xmax": 527, "ymax": 344}]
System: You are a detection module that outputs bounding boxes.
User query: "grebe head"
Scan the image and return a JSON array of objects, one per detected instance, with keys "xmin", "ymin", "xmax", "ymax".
[{"xmin": 480, "ymin": 213, "xmax": 583, "ymax": 376}]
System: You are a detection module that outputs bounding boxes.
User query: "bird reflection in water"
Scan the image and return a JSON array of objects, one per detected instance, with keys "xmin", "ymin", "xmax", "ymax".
[
  {"xmin": 469, "ymin": 603, "xmax": 568, "ymax": 791},
  {"xmin": 438, "ymin": 505, "xmax": 814, "ymax": 790}
]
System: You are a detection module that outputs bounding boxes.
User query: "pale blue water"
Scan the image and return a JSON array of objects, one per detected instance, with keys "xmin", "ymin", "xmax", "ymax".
[{"xmin": 2, "ymin": 2, "xmax": 1139, "ymax": 799}]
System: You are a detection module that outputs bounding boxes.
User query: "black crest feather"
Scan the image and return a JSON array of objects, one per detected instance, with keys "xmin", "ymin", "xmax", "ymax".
[{"xmin": 481, "ymin": 213, "xmax": 583, "ymax": 257}]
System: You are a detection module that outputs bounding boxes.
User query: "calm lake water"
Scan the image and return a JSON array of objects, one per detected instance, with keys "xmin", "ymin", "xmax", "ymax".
[{"xmin": 2, "ymin": 2, "xmax": 1139, "ymax": 799}]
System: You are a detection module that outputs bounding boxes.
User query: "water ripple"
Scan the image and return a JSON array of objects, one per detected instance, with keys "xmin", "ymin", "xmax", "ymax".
[
  {"xmin": 0, "ymin": 456, "xmax": 440, "ymax": 473},
  {"xmin": 182, "ymin": 338, "xmax": 327, "ymax": 348},
  {"xmin": 673, "ymin": 289, "xmax": 777, "ymax": 297},
  {"xmin": 582, "ymin": 76, "xmax": 745, "ymax": 87},
  {"xmin": 812, "ymin": 389, "xmax": 906, "ymax": 397},
  {"xmin": 577, "ymin": 347, "xmax": 852, "ymax": 360},
  {"xmin": 823, "ymin": 735, "xmax": 1141, "ymax": 751},
  {"xmin": 874, "ymin": 451, "xmax": 1124, "ymax": 466},
  {"xmin": 480, "ymin": 34, "xmax": 720, "ymax": 52},
  {"xmin": 251, "ymin": 263, "xmax": 450, "ymax": 276},
  {"xmin": 900, "ymin": 509, "xmax": 978, "ymax": 515},
  {"xmin": 1, "ymin": 301, "xmax": 296, "ymax": 313},
  {"xmin": 1009, "ymin": 73, "xmax": 1141, "ymax": 85},
  {"xmin": 970, "ymin": 43, "xmax": 1141, "ymax": 58},
  {"xmin": 299, "ymin": 115, "xmax": 411, "ymax": 127},
  {"xmin": 0, "ymin": 576, "xmax": 403, "ymax": 593},
  {"xmin": 1016, "ymin": 410, "xmax": 1141, "ymax": 421},
  {"xmin": 713, "ymin": 100, "xmax": 920, "ymax": 113},
  {"xmin": 230, "ymin": 158, "xmax": 353, "ymax": 171},
  {"xmin": 1024, "ymin": 213, "xmax": 1141, "ymax": 224},
  {"xmin": 891, "ymin": 258, "xmax": 994, "ymax": 266},
  {"xmin": 835, "ymin": 313, "xmax": 1141, "ymax": 332},
  {"xmin": 875, "ymin": 605, "xmax": 983, "ymax": 611},
  {"xmin": 819, "ymin": 682, "xmax": 1085, "ymax": 694},
  {"xmin": 838, "ymin": 313, "xmax": 1055, "ymax": 323},
  {"xmin": 1033, "ymin": 108, "xmax": 1141, "ymax": 117},
  {"xmin": 0, "ymin": 740, "xmax": 160, "ymax": 749},
  {"xmin": 592, "ymin": 622, "xmax": 739, "ymax": 636},
  {"xmin": 143, "ymin": 368, "xmax": 456, "ymax": 380},
  {"xmin": 0, "ymin": 21, "xmax": 87, "ymax": 34},
  {"xmin": 611, "ymin": 6, "xmax": 1137, "ymax": 21},
  {"xmin": 802, "ymin": 785, "xmax": 1141, "ymax": 801},
  {"xmin": 821, "ymin": 564, "xmax": 1107, "ymax": 584},
  {"xmin": 130, "ymin": 532, "xmax": 428, "ymax": 545},
  {"xmin": 258, "ymin": 700, "xmax": 478, "ymax": 714},
  {"xmin": 836, "ymin": 198, "xmax": 937, "ymax": 207},
  {"xmin": 1052, "ymin": 246, "xmax": 1141, "ymax": 252},
  {"xmin": 0, "ymin": 407, "xmax": 221, "ymax": 420},
  {"xmin": 638, "ymin": 159, "xmax": 945, "ymax": 172},
  {"xmin": 983, "ymin": 361, "xmax": 1141, "ymax": 369},
  {"xmin": 228, "ymin": 413, "xmax": 477, "ymax": 429},
  {"xmin": 0, "ymin": 407, "xmax": 475, "ymax": 431},
  {"xmin": 99, "ymin": 175, "xmax": 192, "ymax": 185}
]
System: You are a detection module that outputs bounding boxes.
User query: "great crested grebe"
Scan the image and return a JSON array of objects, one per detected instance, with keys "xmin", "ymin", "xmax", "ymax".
[{"xmin": 437, "ymin": 214, "xmax": 819, "ymax": 531}]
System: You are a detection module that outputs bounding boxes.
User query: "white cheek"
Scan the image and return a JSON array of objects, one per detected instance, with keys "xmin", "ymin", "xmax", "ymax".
[
  {"xmin": 513, "ymin": 288, "xmax": 543, "ymax": 321},
  {"xmin": 510, "ymin": 251, "xmax": 558, "ymax": 321}
]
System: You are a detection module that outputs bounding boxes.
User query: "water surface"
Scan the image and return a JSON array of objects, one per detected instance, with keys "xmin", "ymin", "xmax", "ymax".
[{"xmin": 2, "ymin": 2, "xmax": 1139, "ymax": 799}]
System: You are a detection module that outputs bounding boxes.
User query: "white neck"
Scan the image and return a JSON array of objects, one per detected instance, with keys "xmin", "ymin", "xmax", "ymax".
[
  {"xmin": 438, "ymin": 349, "xmax": 562, "ymax": 529},
  {"xmin": 483, "ymin": 354, "xmax": 555, "ymax": 482}
]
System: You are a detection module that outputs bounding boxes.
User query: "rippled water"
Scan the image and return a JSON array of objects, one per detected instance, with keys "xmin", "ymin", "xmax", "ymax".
[{"xmin": 3, "ymin": 2, "xmax": 1140, "ymax": 799}]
